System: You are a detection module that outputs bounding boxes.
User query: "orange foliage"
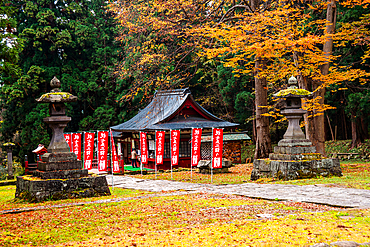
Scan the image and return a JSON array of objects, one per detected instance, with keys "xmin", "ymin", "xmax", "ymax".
[{"xmin": 109, "ymin": 0, "xmax": 369, "ymax": 120}]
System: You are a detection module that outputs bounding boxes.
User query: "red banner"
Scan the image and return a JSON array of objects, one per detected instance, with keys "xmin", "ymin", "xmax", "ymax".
[
  {"xmin": 155, "ymin": 131, "xmax": 165, "ymax": 164},
  {"xmin": 171, "ymin": 130, "xmax": 180, "ymax": 166},
  {"xmin": 98, "ymin": 131, "xmax": 108, "ymax": 172},
  {"xmin": 191, "ymin": 128, "xmax": 202, "ymax": 166},
  {"xmin": 83, "ymin": 132, "xmax": 95, "ymax": 170},
  {"xmin": 72, "ymin": 133, "xmax": 82, "ymax": 160},
  {"xmin": 140, "ymin": 132, "xmax": 148, "ymax": 164},
  {"xmin": 212, "ymin": 128, "xmax": 223, "ymax": 169},
  {"xmin": 110, "ymin": 130, "xmax": 120, "ymax": 173},
  {"xmin": 64, "ymin": 133, "xmax": 72, "ymax": 152}
]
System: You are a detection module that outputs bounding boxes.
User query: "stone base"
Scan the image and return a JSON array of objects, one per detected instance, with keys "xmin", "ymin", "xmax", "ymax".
[
  {"xmin": 33, "ymin": 169, "xmax": 88, "ymax": 179},
  {"xmin": 274, "ymin": 146, "xmax": 316, "ymax": 154},
  {"xmin": 38, "ymin": 160, "xmax": 82, "ymax": 171},
  {"xmin": 197, "ymin": 160, "xmax": 233, "ymax": 174},
  {"xmin": 278, "ymin": 139, "xmax": 312, "ymax": 147},
  {"xmin": 15, "ymin": 175, "xmax": 111, "ymax": 202},
  {"xmin": 269, "ymin": 153, "xmax": 322, "ymax": 161},
  {"xmin": 251, "ymin": 158, "xmax": 342, "ymax": 181},
  {"xmin": 198, "ymin": 167, "xmax": 230, "ymax": 174}
]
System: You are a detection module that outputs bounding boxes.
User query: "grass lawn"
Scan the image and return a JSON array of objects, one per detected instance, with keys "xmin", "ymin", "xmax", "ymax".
[
  {"xmin": 131, "ymin": 161, "xmax": 370, "ymax": 190},
  {"xmin": 1, "ymin": 160, "xmax": 369, "ymax": 246},
  {"xmin": 0, "ymin": 186, "xmax": 151, "ymax": 211},
  {"xmin": 1, "ymin": 185, "xmax": 369, "ymax": 246}
]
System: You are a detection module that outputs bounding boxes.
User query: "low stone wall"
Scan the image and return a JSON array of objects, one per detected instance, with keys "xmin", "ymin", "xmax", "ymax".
[
  {"xmin": 251, "ymin": 158, "xmax": 342, "ymax": 180},
  {"xmin": 15, "ymin": 175, "xmax": 110, "ymax": 202}
]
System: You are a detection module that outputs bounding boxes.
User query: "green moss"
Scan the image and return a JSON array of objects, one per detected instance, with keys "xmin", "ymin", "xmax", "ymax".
[
  {"xmin": 274, "ymin": 88, "xmax": 311, "ymax": 97},
  {"xmin": 2, "ymin": 142, "xmax": 15, "ymax": 147},
  {"xmin": 38, "ymin": 92, "xmax": 73, "ymax": 101}
]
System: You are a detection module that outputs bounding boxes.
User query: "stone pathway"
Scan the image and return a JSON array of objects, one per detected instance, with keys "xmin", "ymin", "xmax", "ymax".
[{"xmin": 107, "ymin": 175, "xmax": 370, "ymax": 209}]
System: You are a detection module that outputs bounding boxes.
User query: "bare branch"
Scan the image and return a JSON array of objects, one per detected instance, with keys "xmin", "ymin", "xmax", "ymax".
[{"xmin": 219, "ymin": 5, "xmax": 252, "ymax": 24}]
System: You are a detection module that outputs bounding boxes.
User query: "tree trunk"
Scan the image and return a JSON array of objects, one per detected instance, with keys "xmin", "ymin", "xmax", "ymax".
[
  {"xmin": 252, "ymin": 99, "xmax": 257, "ymax": 144},
  {"xmin": 351, "ymin": 113, "xmax": 363, "ymax": 148},
  {"xmin": 360, "ymin": 116, "xmax": 369, "ymax": 139},
  {"xmin": 254, "ymin": 58, "xmax": 272, "ymax": 159},
  {"xmin": 307, "ymin": 0, "xmax": 337, "ymax": 156},
  {"xmin": 342, "ymin": 108, "xmax": 348, "ymax": 140}
]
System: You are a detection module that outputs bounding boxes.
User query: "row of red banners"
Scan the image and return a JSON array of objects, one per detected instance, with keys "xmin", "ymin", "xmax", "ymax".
[
  {"xmin": 64, "ymin": 128, "xmax": 223, "ymax": 171},
  {"xmin": 64, "ymin": 131, "xmax": 120, "ymax": 173},
  {"xmin": 139, "ymin": 128, "xmax": 223, "ymax": 169}
]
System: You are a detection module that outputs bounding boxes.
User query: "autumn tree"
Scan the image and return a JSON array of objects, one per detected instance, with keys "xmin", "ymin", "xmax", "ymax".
[
  {"xmin": 109, "ymin": 0, "xmax": 273, "ymax": 157},
  {"xmin": 328, "ymin": 4, "xmax": 370, "ymax": 148},
  {"xmin": 110, "ymin": 0, "xmax": 369, "ymax": 158},
  {"xmin": 1, "ymin": 0, "xmax": 123, "ymax": 160}
]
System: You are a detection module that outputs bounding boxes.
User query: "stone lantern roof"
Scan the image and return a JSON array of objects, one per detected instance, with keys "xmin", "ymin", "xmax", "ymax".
[
  {"xmin": 273, "ymin": 76, "xmax": 312, "ymax": 98},
  {"xmin": 36, "ymin": 77, "xmax": 77, "ymax": 103}
]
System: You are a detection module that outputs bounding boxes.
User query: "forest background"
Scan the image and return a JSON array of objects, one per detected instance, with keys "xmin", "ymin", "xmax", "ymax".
[{"xmin": 0, "ymin": 0, "xmax": 369, "ymax": 162}]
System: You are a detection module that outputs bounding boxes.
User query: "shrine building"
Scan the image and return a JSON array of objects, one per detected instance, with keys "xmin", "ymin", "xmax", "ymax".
[{"xmin": 111, "ymin": 88, "xmax": 249, "ymax": 170}]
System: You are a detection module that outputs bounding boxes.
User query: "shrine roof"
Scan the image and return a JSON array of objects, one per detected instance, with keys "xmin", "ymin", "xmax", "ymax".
[{"xmin": 111, "ymin": 88, "xmax": 238, "ymax": 131}]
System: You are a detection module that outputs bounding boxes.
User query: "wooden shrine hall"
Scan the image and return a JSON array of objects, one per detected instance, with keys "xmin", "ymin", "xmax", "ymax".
[{"xmin": 111, "ymin": 88, "xmax": 242, "ymax": 170}]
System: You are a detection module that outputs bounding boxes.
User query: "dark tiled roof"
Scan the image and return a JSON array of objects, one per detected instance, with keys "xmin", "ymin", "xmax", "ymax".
[{"xmin": 111, "ymin": 88, "xmax": 239, "ymax": 131}]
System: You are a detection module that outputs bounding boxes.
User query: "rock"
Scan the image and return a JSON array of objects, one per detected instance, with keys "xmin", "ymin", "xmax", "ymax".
[
  {"xmin": 196, "ymin": 159, "xmax": 233, "ymax": 174},
  {"xmin": 256, "ymin": 214, "xmax": 275, "ymax": 219},
  {"xmin": 330, "ymin": 241, "xmax": 361, "ymax": 247},
  {"xmin": 310, "ymin": 243, "xmax": 330, "ymax": 247}
]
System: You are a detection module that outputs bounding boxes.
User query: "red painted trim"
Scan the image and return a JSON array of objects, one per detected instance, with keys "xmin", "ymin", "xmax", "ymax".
[{"xmin": 166, "ymin": 97, "xmax": 212, "ymax": 122}]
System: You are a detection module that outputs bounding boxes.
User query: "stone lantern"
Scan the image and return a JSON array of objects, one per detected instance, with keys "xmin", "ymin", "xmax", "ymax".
[
  {"xmin": 38, "ymin": 76, "xmax": 76, "ymax": 154},
  {"xmin": 15, "ymin": 77, "xmax": 110, "ymax": 202},
  {"xmin": 251, "ymin": 76, "xmax": 342, "ymax": 181},
  {"xmin": 3, "ymin": 142, "xmax": 15, "ymax": 180},
  {"xmin": 273, "ymin": 76, "xmax": 311, "ymax": 144}
]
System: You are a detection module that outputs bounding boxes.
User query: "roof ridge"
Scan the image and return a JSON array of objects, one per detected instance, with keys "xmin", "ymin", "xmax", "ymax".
[{"xmin": 155, "ymin": 88, "xmax": 190, "ymax": 97}]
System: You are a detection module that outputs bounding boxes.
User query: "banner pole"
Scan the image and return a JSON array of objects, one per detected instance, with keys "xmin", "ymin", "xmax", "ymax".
[
  {"xmin": 190, "ymin": 128, "xmax": 193, "ymax": 181},
  {"xmin": 140, "ymin": 132, "xmax": 143, "ymax": 175},
  {"xmin": 211, "ymin": 128, "xmax": 214, "ymax": 184},
  {"xmin": 83, "ymin": 131, "xmax": 85, "ymax": 169},
  {"xmin": 155, "ymin": 131, "xmax": 157, "ymax": 179},
  {"xmin": 97, "ymin": 131, "xmax": 100, "ymax": 176},
  {"xmin": 170, "ymin": 129, "xmax": 173, "ymax": 180},
  {"xmin": 110, "ymin": 129, "xmax": 114, "ymax": 191}
]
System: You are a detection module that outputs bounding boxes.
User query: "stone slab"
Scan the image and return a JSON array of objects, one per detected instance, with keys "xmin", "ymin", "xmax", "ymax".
[
  {"xmin": 269, "ymin": 153, "xmax": 322, "ymax": 161},
  {"xmin": 42, "ymin": 152, "xmax": 77, "ymax": 162},
  {"xmin": 33, "ymin": 169, "xmax": 88, "ymax": 179},
  {"xmin": 15, "ymin": 175, "xmax": 110, "ymax": 202},
  {"xmin": 197, "ymin": 160, "xmax": 233, "ymax": 168},
  {"xmin": 37, "ymin": 160, "xmax": 82, "ymax": 171},
  {"xmin": 278, "ymin": 139, "xmax": 312, "ymax": 147},
  {"xmin": 274, "ymin": 146, "xmax": 316, "ymax": 154}
]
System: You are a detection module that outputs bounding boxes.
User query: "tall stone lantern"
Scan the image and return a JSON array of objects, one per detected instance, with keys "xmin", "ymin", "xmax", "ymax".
[
  {"xmin": 274, "ymin": 76, "xmax": 311, "ymax": 146},
  {"xmin": 15, "ymin": 77, "xmax": 110, "ymax": 202},
  {"xmin": 251, "ymin": 76, "xmax": 342, "ymax": 181}
]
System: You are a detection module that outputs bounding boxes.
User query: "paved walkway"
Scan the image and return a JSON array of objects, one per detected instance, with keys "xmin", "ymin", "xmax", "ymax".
[{"xmin": 107, "ymin": 175, "xmax": 370, "ymax": 209}]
